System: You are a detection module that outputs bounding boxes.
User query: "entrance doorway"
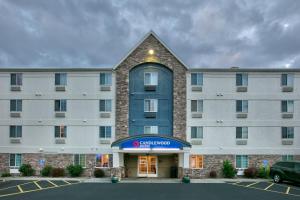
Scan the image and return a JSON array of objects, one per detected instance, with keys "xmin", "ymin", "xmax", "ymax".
[{"xmin": 138, "ymin": 156, "xmax": 157, "ymax": 177}]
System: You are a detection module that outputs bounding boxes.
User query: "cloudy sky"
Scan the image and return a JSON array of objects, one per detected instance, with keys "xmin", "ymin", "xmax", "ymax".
[{"xmin": 0, "ymin": 0, "xmax": 300, "ymax": 68}]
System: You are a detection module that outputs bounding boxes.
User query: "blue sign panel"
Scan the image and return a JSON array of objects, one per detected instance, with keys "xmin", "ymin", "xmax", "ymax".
[{"xmin": 120, "ymin": 137, "xmax": 183, "ymax": 149}]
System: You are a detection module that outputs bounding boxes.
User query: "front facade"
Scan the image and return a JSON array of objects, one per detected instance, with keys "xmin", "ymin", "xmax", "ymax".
[{"xmin": 0, "ymin": 32, "xmax": 299, "ymax": 178}]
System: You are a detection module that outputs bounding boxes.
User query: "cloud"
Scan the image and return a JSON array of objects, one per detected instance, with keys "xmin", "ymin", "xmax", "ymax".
[{"xmin": 0, "ymin": 0, "xmax": 299, "ymax": 68}]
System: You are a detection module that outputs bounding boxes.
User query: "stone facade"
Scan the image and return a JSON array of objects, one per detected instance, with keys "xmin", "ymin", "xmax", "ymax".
[
  {"xmin": 115, "ymin": 33, "xmax": 187, "ymax": 140},
  {"xmin": 0, "ymin": 153, "xmax": 9, "ymax": 173}
]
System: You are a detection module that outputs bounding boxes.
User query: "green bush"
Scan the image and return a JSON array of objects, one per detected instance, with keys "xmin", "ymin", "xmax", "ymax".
[
  {"xmin": 257, "ymin": 165, "xmax": 270, "ymax": 178},
  {"xmin": 52, "ymin": 168, "xmax": 65, "ymax": 177},
  {"xmin": 222, "ymin": 160, "xmax": 236, "ymax": 178},
  {"xmin": 19, "ymin": 164, "xmax": 35, "ymax": 176},
  {"xmin": 41, "ymin": 165, "xmax": 53, "ymax": 177},
  {"xmin": 94, "ymin": 168, "xmax": 105, "ymax": 178},
  {"xmin": 1, "ymin": 172, "xmax": 12, "ymax": 177},
  {"xmin": 67, "ymin": 165, "xmax": 83, "ymax": 177},
  {"xmin": 244, "ymin": 167, "xmax": 258, "ymax": 178}
]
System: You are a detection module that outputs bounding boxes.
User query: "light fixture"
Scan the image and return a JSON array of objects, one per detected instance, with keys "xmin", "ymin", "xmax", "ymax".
[{"xmin": 148, "ymin": 49, "xmax": 154, "ymax": 55}]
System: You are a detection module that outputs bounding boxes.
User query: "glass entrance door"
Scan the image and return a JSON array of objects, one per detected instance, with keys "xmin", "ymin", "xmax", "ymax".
[{"xmin": 138, "ymin": 156, "xmax": 157, "ymax": 177}]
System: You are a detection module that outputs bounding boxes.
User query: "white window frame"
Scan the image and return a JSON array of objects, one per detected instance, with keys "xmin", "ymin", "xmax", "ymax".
[
  {"xmin": 191, "ymin": 126, "xmax": 203, "ymax": 139},
  {"xmin": 99, "ymin": 99, "xmax": 112, "ymax": 112},
  {"xmin": 10, "ymin": 125, "xmax": 22, "ymax": 138},
  {"xmin": 144, "ymin": 99, "xmax": 158, "ymax": 112},
  {"xmin": 10, "ymin": 99, "xmax": 22, "ymax": 112},
  {"xmin": 236, "ymin": 100, "xmax": 248, "ymax": 113},
  {"xmin": 9, "ymin": 154, "xmax": 22, "ymax": 168},
  {"xmin": 236, "ymin": 127, "xmax": 248, "ymax": 139},
  {"xmin": 144, "ymin": 126, "xmax": 158, "ymax": 134},
  {"xmin": 281, "ymin": 100, "xmax": 294, "ymax": 113},
  {"xmin": 55, "ymin": 73, "xmax": 67, "ymax": 86},
  {"xmin": 55, "ymin": 99, "xmax": 67, "ymax": 112},
  {"xmin": 190, "ymin": 155, "xmax": 204, "ymax": 169},
  {"xmin": 236, "ymin": 73, "xmax": 248, "ymax": 86},
  {"xmin": 55, "ymin": 126, "xmax": 67, "ymax": 138},
  {"xmin": 235, "ymin": 155, "xmax": 248, "ymax": 169},
  {"xmin": 144, "ymin": 72, "xmax": 158, "ymax": 86},
  {"xmin": 191, "ymin": 73, "xmax": 203, "ymax": 86},
  {"xmin": 11, "ymin": 73, "xmax": 22, "ymax": 86},
  {"xmin": 281, "ymin": 74, "xmax": 294, "ymax": 87},
  {"xmin": 99, "ymin": 126, "xmax": 112, "ymax": 139},
  {"xmin": 282, "ymin": 127, "xmax": 294, "ymax": 139},
  {"xmin": 100, "ymin": 72, "xmax": 112, "ymax": 86},
  {"xmin": 95, "ymin": 154, "xmax": 111, "ymax": 168},
  {"xmin": 191, "ymin": 100, "xmax": 203, "ymax": 112},
  {"xmin": 282, "ymin": 155, "xmax": 294, "ymax": 161},
  {"xmin": 73, "ymin": 154, "xmax": 86, "ymax": 168}
]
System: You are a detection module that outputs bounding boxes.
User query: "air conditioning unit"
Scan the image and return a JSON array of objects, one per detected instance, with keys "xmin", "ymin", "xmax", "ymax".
[
  {"xmin": 100, "ymin": 112, "xmax": 111, "ymax": 118},
  {"xmin": 282, "ymin": 113, "xmax": 293, "ymax": 118},
  {"xmin": 191, "ymin": 86, "xmax": 202, "ymax": 92},
  {"xmin": 281, "ymin": 86, "xmax": 293, "ymax": 92},
  {"xmin": 191, "ymin": 140, "xmax": 202, "ymax": 145},
  {"xmin": 282, "ymin": 139, "xmax": 293, "ymax": 145},
  {"xmin": 55, "ymin": 138, "xmax": 66, "ymax": 144},
  {"xmin": 236, "ymin": 140, "xmax": 247, "ymax": 145},
  {"xmin": 191, "ymin": 113, "xmax": 202, "ymax": 118},
  {"xmin": 55, "ymin": 85, "xmax": 66, "ymax": 91},
  {"xmin": 11, "ymin": 85, "xmax": 22, "ymax": 91},
  {"xmin": 10, "ymin": 138, "xmax": 21, "ymax": 144},
  {"xmin": 10, "ymin": 112, "xmax": 21, "ymax": 118},
  {"xmin": 236, "ymin": 86, "xmax": 247, "ymax": 92},
  {"xmin": 55, "ymin": 112, "xmax": 66, "ymax": 118},
  {"xmin": 99, "ymin": 139, "xmax": 111, "ymax": 144},
  {"xmin": 100, "ymin": 86, "xmax": 111, "ymax": 91},
  {"xmin": 236, "ymin": 113, "xmax": 247, "ymax": 118}
]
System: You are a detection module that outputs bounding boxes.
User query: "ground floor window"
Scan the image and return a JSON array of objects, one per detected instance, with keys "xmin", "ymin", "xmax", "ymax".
[
  {"xmin": 96, "ymin": 154, "xmax": 111, "ymax": 168},
  {"xmin": 190, "ymin": 155, "xmax": 203, "ymax": 169},
  {"xmin": 236, "ymin": 155, "xmax": 248, "ymax": 169},
  {"xmin": 74, "ymin": 154, "xmax": 86, "ymax": 167},
  {"xmin": 282, "ymin": 155, "xmax": 294, "ymax": 161},
  {"xmin": 9, "ymin": 154, "xmax": 22, "ymax": 168}
]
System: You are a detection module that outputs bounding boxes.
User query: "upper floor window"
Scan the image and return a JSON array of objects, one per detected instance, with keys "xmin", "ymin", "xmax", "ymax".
[
  {"xmin": 236, "ymin": 100, "xmax": 248, "ymax": 113},
  {"xmin": 99, "ymin": 100, "xmax": 112, "ymax": 112},
  {"xmin": 191, "ymin": 100, "xmax": 203, "ymax": 112},
  {"xmin": 96, "ymin": 154, "xmax": 110, "ymax": 168},
  {"xmin": 10, "ymin": 126, "xmax": 22, "ymax": 138},
  {"xmin": 99, "ymin": 126, "xmax": 111, "ymax": 138},
  {"xmin": 55, "ymin": 126, "xmax": 67, "ymax": 138},
  {"xmin": 236, "ymin": 127, "xmax": 248, "ymax": 139},
  {"xmin": 191, "ymin": 73, "xmax": 203, "ymax": 86},
  {"xmin": 144, "ymin": 72, "xmax": 158, "ymax": 86},
  {"xmin": 9, "ymin": 154, "xmax": 22, "ymax": 168},
  {"xmin": 10, "ymin": 100, "xmax": 22, "ymax": 112},
  {"xmin": 11, "ymin": 73, "xmax": 22, "ymax": 86},
  {"xmin": 55, "ymin": 100, "xmax": 67, "ymax": 112},
  {"xmin": 236, "ymin": 73, "xmax": 248, "ymax": 86},
  {"xmin": 281, "ymin": 100, "xmax": 294, "ymax": 113},
  {"xmin": 100, "ymin": 73, "xmax": 112, "ymax": 85},
  {"xmin": 55, "ymin": 73, "xmax": 67, "ymax": 85},
  {"xmin": 144, "ymin": 99, "xmax": 158, "ymax": 112},
  {"xmin": 281, "ymin": 74, "xmax": 293, "ymax": 86},
  {"xmin": 282, "ymin": 155, "xmax": 294, "ymax": 161},
  {"xmin": 191, "ymin": 126, "xmax": 203, "ymax": 139},
  {"xmin": 190, "ymin": 155, "xmax": 203, "ymax": 169},
  {"xmin": 144, "ymin": 126, "xmax": 158, "ymax": 134},
  {"xmin": 74, "ymin": 154, "xmax": 86, "ymax": 167},
  {"xmin": 236, "ymin": 155, "xmax": 248, "ymax": 169},
  {"xmin": 282, "ymin": 127, "xmax": 294, "ymax": 139}
]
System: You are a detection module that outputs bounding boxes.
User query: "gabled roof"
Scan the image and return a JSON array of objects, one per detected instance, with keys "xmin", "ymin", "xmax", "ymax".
[{"xmin": 114, "ymin": 30, "xmax": 188, "ymax": 70}]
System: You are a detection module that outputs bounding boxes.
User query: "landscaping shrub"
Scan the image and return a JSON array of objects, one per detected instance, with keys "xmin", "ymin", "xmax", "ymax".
[
  {"xmin": 209, "ymin": 170, "xmax": 217, "ymax": 178},
  {"xmin": 222, "ymin": 160, "xmax": 236, "ymax": 178},
  {"xmin": 67, "ymin": 165, "xmax": 83, "ymax": 177},
  {"xmin": 41, "ymin": 165, "xmax": 53, "ymax": 177},
  {"xmin": 257, "ymin": 165, "xmax": 270, "ymax": 178},
  {"xmin": 1, "ymin": 172, "xmax": 12, "ymax": 177},
  {"xmin": 94, "ymin": 168, "xmax": 105, "ymax": 178},
  {"xmin": 52, "ymin": 168, "xmax": 65, "ymax": 177},
  {"xmin": 244, "ymin": 167, "xmax": 258, "ymax": 178},
  {"xmin": 19, "ymin": 164, "xmax": 35, "ymax": 176}
]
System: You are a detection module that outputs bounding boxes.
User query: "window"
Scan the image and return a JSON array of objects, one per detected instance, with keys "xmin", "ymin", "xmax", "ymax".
[
  {"xmin": 236, "ymin": 100, "xmax": 248, "ymax": 113},
  {"xmin": 10, "ymin": 126, "xmax": 22, "ymax": 138},
  {"xmin": 190, "ymin": 155, "xmax": 203, "ymax": 169},
  {"xmin": 236, "ymin": 127, "xmax": 248, "ymax": 139},
  {"xmin": 11, "ymin": 73, "xmax": 22, "ymax": 86},
  {"xmin": 99, "ymin": 126, "xmax": 111, "ymax": 138},
  {"xmin": 281, "ymin": 100, "xmax": 294, "ymax": 113},
  {"xmin": 236, "ymin": 73, "xmax": 248, "ymax": 86},
  {"xmin": 282, "ymin": 155, "xmax": 294, "ymax": 161},
  {"xmin": 144, "ymin": 72, "xmax": 158, "ymax": 86},
  {"xmin": 281, "ymin": 74, "xmax": 293, "ymax": 86},
  {"xmin": 191, "ymin": 100, "xmax": 203, "ymax": 112},
  {"xmin": 10, "ymin": 100, "xmax": 22, "ymax": 112},
  {"xmin": 55, "ymin": 126, "xmax": 67, "ymax": 138},
  {"xmin": 55, "ymin": 100, "xmax": 67, "ymax": 112},
  {"xmin": 100, "ymin": 73, "xmax": 112, "ymax": 85},
  {"xmin": 96, "ymin": 154, "xmax": 110, "ymax": 168},
  {"xmin": 74, "ymin": 154, "xmax": 86, "ymax": 167},
  {"xmin": 282, "ymin": 127, "xmax": 294, "ymax": 139},
  {"xmin": 144, "ymin": 99, "xmax": 158, "ymax": 112},
  {"xmin": 191, "ymin": 73, "xmax": 203, "ymax": 86},
  {"xmin": 9, "ymin": 154, "xmax": 22, "ymax": 167},
  {"xmin": 144, "ymin": 126, "xmax": 158, "ymax": 134},
  {"xmin": 191, "ymin": 127, "xmax": 203, "ymax": 139},
  {"xmin": 236, "ymin": 155, "xmax": 248, "ymax": 169},
  {"xmin": 99, "ymin": 100, "xmax": 112, "ymax": 112},
  {"xmin": 55, "ymin": 73, "xmax": 67, "ymax": 85}
]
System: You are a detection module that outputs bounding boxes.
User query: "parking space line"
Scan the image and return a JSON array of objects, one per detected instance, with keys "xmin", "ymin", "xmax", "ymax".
[
  {"xmin": 17, "ymin": 185, "xmax": 24, "ymax": 193},
  {"xmin": 34, "ymin": 181, "xmax": 42, "ymax": 190},
  {"xmin": 285, "ymin": 187, "xmax": 290, "ymax": 194},
  {"xmin": 47, "ymin": 180, "xmax": 58, "ymax": 187},
  {"xmin": 232, "ymin": 181, "xmax": 240, "ymax": 185},
  {"xmin": 63, "ymin": 180, "xmax": 71, "ymax": 185},
  {"xmin": 245, "ymin": 182, "xmax": 258, "ymax": 187},
  {"xmin": 264, "ymin": 183, "xmax": 274, "ymax": 190}
]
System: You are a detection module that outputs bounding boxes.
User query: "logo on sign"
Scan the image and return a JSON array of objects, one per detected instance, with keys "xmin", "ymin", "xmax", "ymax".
[{"xmin": 133, "ymin": 141, "xmax": 140, "ymax": 147}]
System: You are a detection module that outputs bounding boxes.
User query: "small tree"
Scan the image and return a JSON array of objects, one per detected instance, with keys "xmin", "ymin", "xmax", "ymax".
[
  {"xmin": 19, "ymin": 164, "xmax": 35, "ymax": 176},
  {"xmin": 222, "ymin": 160, "xmax": 236, "ymax": 178},
  {"xmin": 41, "ymin": 165, "xmax": 53, "ymax": 177},
  {"xmin": 67, "ymin": 165, "xmax": 84, "ymax": 177}
]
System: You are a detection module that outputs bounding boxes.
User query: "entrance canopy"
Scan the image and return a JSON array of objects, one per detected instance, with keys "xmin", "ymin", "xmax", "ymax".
[{"xmin": 111, "ymin": 134, "xmax": 191, "ymax": 151}]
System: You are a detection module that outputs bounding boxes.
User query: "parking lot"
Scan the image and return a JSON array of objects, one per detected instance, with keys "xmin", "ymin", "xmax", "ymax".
[{"xmin": 0, "ymin": 179, "xmax": 299, "ymax": 200}]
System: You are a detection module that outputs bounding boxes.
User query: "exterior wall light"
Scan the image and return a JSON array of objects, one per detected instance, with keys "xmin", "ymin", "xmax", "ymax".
[{"xmin": 148, "ymin": 49, "xmax": 154, "ymax": 55}]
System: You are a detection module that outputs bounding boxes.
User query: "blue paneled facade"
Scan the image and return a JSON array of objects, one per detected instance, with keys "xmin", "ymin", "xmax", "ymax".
[{"xmin": 129, "ymin": 63, "xmax": 173, "ymax": 136}]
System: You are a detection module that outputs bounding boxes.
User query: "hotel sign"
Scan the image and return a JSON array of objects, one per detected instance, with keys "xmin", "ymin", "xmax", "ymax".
[{"xmin": 120, "ymin": 137, "xmax": 183, "ymax": 149}]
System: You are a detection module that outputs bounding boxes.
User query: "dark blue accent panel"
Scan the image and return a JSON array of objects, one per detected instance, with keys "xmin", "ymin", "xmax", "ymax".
[{"xmin": 129, "ymin": 63, "xmax": 173, "ymax": 136}]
